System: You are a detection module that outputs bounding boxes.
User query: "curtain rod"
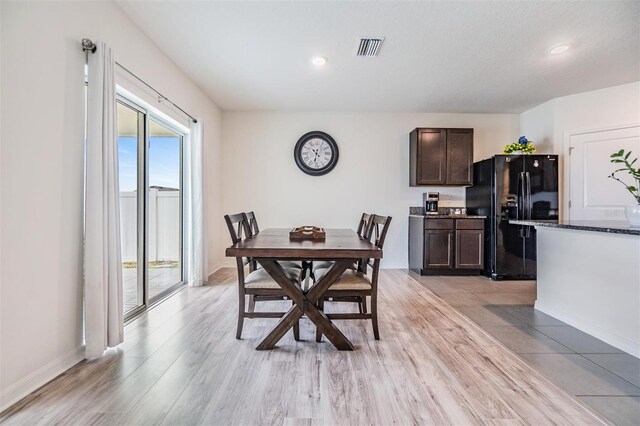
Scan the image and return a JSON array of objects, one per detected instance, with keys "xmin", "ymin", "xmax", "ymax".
[{"xmin": 82, "ymin": 38, "xmax": 198, "ymax": 124}]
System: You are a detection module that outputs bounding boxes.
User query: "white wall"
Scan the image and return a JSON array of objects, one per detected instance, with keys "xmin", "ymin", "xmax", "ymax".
[
  {"xmin": 520, "ymin": 81, "xmax": 640, "ymax": 218},
  {"xmin": 0, "ymin": 0, "xmax": 223, "ymax": 410},
  {"xmin": 222, "ymin": 112, "xmax": 519, "ymax": 268}
]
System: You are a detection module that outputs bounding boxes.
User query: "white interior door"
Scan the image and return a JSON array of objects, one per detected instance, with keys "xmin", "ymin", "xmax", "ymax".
[{"xmin": 569, "ymin": 125, "xmax": 640, "ymax": 221}]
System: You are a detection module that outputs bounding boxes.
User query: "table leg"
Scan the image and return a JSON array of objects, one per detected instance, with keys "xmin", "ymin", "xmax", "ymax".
[
  {"xmin": 255, "ymin": 305, "xmax": 303, "ymax": 350},
  {"xmin": 256, "ymin": 259, "xmax": 355, "ymax": 351}
]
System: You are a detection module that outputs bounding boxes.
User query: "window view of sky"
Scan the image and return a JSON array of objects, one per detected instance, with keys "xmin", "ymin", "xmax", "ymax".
[{"xmin": 118, "ymin": 136, "xmax": 181, "ymax": 192}]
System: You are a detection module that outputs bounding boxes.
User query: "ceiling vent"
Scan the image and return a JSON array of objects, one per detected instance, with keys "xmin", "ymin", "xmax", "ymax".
[{"xmin": 356, "ymin": 37, "xmax": 384, "ymax": 57}]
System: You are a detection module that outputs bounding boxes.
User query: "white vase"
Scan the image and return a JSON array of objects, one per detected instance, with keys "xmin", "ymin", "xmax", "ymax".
[{"xmin": 625, "ymin": 205, "xmax": 640, "ymax": 227}]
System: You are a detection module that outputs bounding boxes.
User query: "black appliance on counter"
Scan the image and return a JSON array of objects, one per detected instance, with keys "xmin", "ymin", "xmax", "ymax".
[
  {"xmin": 465, "ymin": 155, "xmax": 559, "ymax": 280},
  {"xmin": 425, "ymin": 192, "xmax": 439, "ymax": 214}
]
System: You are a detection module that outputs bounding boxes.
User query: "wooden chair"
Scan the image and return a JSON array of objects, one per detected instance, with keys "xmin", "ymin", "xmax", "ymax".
[
  {"xmin": 311, "ymin": 213, "xmax": 373, "ymax": 311},
  {"xmin": 245, "ymin": 211, "xmax": 303, "ymax": 272},
  {"xmin": 312, "ymin": 213, "xmax": 373, "ymax": 273},
  {"xmin": 314, "ymin": 214, "xmax": 392, "ymax": 341},
  {"xmin": 224, "ymin": 213, "xmax": 302, "ymax": 340}
]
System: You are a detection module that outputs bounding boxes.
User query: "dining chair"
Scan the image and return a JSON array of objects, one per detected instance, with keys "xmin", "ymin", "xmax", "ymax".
[
  {"xmin": 312, "ymin": 212, "xmax": 373, "ymax": 273},
  {"xmin": 224, "ymin": 212, "xmax": 303, "ymax": 340},
  {"xmin": 311, "ymin": 212, "xmax": 373, "ymax": 312},
  {"xmin": 314, "ymin": 214, "xmax": 392, "ymax": 341},
  {"xmin": 244, "ymin": 211, "xmax": 303, "ymax": 273}
]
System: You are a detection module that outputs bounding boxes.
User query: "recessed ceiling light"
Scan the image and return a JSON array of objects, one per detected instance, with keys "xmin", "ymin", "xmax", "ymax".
[
  {"xmin": 549, "ymin": 44, "xmax": 570, "ymax": 55},
  {"xmin": 311, "ymin": 56, "xmax": 328, "ymax": 66}
]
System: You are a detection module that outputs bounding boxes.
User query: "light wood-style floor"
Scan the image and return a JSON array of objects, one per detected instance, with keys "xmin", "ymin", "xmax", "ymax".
[{"xmin": 0, "ymin": 269, "xmax": 605, "ymax": 425}]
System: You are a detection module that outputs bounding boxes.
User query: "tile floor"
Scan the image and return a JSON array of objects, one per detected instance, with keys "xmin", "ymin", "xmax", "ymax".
[{"xmin": 409, "ymin": 272, "xmax": 640, "ymax": 426}]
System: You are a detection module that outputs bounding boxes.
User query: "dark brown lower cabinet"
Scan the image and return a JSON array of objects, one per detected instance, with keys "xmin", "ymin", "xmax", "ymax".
[
  {"xmin": 409, "ymin": 216, "xmax": 484, "ymax": 275},
  {"xmin": 455, "ymin": 229, "xmax": 484, "ymax": 269},
  {"xmin": 425, "ymin": 229, "xmax": 454, "ymax": 268}
]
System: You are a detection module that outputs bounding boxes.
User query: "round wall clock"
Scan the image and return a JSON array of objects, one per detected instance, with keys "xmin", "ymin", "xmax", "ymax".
[{"xmin": 294, "ymin": 131, "xmax": 339, "ymax": 176}]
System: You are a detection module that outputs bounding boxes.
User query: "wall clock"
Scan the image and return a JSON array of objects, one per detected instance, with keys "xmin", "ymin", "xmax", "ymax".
[{"xmin": 294, "ymin": 131, "xmax": 339, "ymax": 176}]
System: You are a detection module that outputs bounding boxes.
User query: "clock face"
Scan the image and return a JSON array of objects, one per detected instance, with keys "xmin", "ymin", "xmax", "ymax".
[
  {"xmin": 294, "ymin": 131, "xmax": 339, "ymax": 176},
  {"xmin": 300, "ymin": 138, "xmax": 333, "ymax": 170}
]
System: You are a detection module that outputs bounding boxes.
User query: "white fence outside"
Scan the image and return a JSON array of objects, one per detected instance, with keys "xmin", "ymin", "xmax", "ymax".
[{"xmin": 120, "ymin": 189, "xmax": 181, "ymax": 262}]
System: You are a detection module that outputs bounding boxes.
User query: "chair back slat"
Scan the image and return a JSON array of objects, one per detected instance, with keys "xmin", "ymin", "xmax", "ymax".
[
  {"xmin": 364, "ymin": 214, "xmax": 392, "ymax": 269},
  {"xmin": 224, "ymin": 212, "xmax": 251, "ymax": 244},
  {"xmin": 355, "ymin": 213, "xmax": 373, "ymax": 273},
  {"xmin": 245, "ymin": 211, "xmax": 260, "ymax": 236},
  {"xmin": 367, "ymin": 214, "xmax": 392, "ymax": 249},
  {"xmin": 356, "ymin": 213, "xmax": 373, "ymax": 238}
]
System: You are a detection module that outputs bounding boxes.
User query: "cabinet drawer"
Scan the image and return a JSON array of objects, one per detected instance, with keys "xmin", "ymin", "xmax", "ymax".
[
  {"xmin": 456, "ymin": 219, "xmax": 484, "ymax": 230},
  {"xmin": 425, "ymin": 219, "xmax": 454, "ymax": 230}
]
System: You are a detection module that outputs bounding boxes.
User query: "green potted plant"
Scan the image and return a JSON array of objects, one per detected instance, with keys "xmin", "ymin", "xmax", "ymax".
[
  {"xmin": 609, "ymin": 149, "xmax": 640, "ymax": 226},
  {"xmin": 504, "ymin": 136, "xmax": 536, "ymax": 154}
]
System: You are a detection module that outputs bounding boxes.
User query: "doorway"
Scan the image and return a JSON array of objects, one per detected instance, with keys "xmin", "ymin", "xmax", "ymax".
[
  {"xmin": 568, "ymin": 125, "xmax": 640, "ymax": 220},
  {"xmin": 116, "ymin": 98, "xmax": 186, "ymax": 319}
]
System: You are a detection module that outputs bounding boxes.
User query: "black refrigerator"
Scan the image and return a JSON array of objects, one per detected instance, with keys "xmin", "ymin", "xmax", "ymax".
[{"xmin": 465, "ymin": 155, "xmax": 559, "ymax": 280}]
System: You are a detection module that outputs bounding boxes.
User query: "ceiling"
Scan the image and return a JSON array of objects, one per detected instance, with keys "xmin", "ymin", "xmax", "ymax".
[{"xmin": 117, "ymin": 1, "xmax": 640, "ymax": 113}]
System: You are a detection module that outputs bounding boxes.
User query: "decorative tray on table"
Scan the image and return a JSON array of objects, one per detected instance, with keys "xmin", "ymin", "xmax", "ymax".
[{"xmin": 289, "ymin": 226, "xmax": 326, "ymax": 241}]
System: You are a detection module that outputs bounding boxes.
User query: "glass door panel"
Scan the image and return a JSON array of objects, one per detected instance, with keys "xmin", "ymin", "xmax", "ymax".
[
  {"xmin": 148, "ymin": 119, "xmax": 184, "ymax": 302},
  {"xmin": 117, "ymin": 101, "xmax": 144, "ymax": 315}
]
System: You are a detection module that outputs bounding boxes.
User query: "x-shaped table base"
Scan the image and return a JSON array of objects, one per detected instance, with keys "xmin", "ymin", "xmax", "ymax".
[{"xmin": 255, "ymin": 259, "xmax": 354, "ymax": 351}]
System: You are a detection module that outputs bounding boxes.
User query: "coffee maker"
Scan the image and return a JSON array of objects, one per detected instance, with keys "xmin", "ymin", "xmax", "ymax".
[{"xmin": 425, "ymin": 192, "xmax": 439, "ymax": 214}]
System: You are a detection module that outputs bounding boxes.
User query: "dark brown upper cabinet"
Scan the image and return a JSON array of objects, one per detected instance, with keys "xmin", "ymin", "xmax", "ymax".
[{"xmin": 409, "ymin": 128, "xmax": 474, "ymax": 186}]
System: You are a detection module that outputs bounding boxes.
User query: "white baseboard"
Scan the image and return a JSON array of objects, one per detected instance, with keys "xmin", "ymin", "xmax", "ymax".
[
  {"xmin": 207, "ymin": 260, "xmax": 234, "ymax": 277},
  {"xmin": 0, "ymin": 345, "xmax": 85, "ymax": 413},
  {"xmin": 535, "ymin": 301, "xmax": 640, "ymax": 358}
]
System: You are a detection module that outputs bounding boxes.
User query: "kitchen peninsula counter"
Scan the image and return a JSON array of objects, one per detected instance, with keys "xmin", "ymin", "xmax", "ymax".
[
  {"xmin": 511, "ymin": 219, "xmax": 640, "ymax": 236},
  {"xmin": 511, "ymin": 219, "xmax": 640, "ymax": 357}
]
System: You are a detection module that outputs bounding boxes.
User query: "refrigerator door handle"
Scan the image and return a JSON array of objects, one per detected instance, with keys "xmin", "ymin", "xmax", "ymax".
[
  {"xmin": 517, "ymin": 171, "xmax": 525, "ymax": 237},
  {"xmin": 525, "ymin": 172, "xmax": 532, "ymax": 237},
  {"xmin": 526, "ymin": 171, "xmax": 532, "ymax": 219},
  {"xmin": 516, "ymin": 173, "xmax": 523, "ymax": 220},
  {"xmin": 518, "ymin": 172, "xmax": 525, "ymax": 220}
]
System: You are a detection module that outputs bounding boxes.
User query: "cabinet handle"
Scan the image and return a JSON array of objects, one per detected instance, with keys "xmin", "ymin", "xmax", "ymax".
[{"xmin": 449, "ymin": 232, "xmax": 454, "ymax": 266}]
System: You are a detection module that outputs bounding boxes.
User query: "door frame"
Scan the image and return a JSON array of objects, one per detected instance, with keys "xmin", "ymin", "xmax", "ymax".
[
  {"xmin": 117, "ymin": 94, "xmax": 187, "ymax": 321},
  {"xmin": 147, "ymin": 116, "xmax": 186, "ymax": 306}
]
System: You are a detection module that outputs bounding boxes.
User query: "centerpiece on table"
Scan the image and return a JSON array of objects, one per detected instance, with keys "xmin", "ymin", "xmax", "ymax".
[
  {"xmin": 290, "ymin": 226, "xmax": 326, "ymax": 240},
  {"xmin": 503, "ymin": 136, "xmax": 536, "ymax": 154},
  {"xmin": 609, "ymin": 149, "xmax": 640, "ymax": 227}
]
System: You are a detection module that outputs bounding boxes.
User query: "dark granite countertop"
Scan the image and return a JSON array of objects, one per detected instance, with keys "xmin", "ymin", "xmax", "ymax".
[
  {"xmin": 410, "ymin": 214, "xmax": 487, "ymax": 219},
  {"xmin": 510, "ymin": 219, "xmax": 640, "ymax": 236},
  {"xmin": 409, "ymin": 206, "xmax": 486, "ymax": 219}
]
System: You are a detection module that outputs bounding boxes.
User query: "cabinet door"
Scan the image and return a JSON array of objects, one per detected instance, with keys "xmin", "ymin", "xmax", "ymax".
[
  {"xmin": 446, "ymin": 129, "xmax": 473, "ymax": 185},
  {"xmin": 424, "ymin": 230, "xmax": 454, "ymax": 268},
  {"xmin": 417, "ymin": 129, "xmax": 446, "ymax": 185},
  {"xmin": 455, "ymin": 230, "xmax": 484, "ymax": 269}
]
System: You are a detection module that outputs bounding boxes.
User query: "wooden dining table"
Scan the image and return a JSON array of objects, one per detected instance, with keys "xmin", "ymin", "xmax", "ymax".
[{"xmin": 225, "ymin": 228, "xmax": 382, "ymax": 350}]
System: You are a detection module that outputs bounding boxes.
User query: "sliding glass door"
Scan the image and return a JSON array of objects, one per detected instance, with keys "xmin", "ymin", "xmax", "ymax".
[
  {"xmin": 117, "ymin": 101, "xmax": 144, "ymax": 315},
  {"xmin": 116, "ymin": 98, "xmax": 186, "ymax": 318},
  {"xmin": 148, "ymin": 119, "xmax": 184, "ymax": 303}
]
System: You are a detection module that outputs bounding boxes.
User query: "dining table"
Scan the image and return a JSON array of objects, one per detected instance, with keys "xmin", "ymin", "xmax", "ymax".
[{"xmin": 225, "ymin": 228, "xmax": 382, "ymax": 351}]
